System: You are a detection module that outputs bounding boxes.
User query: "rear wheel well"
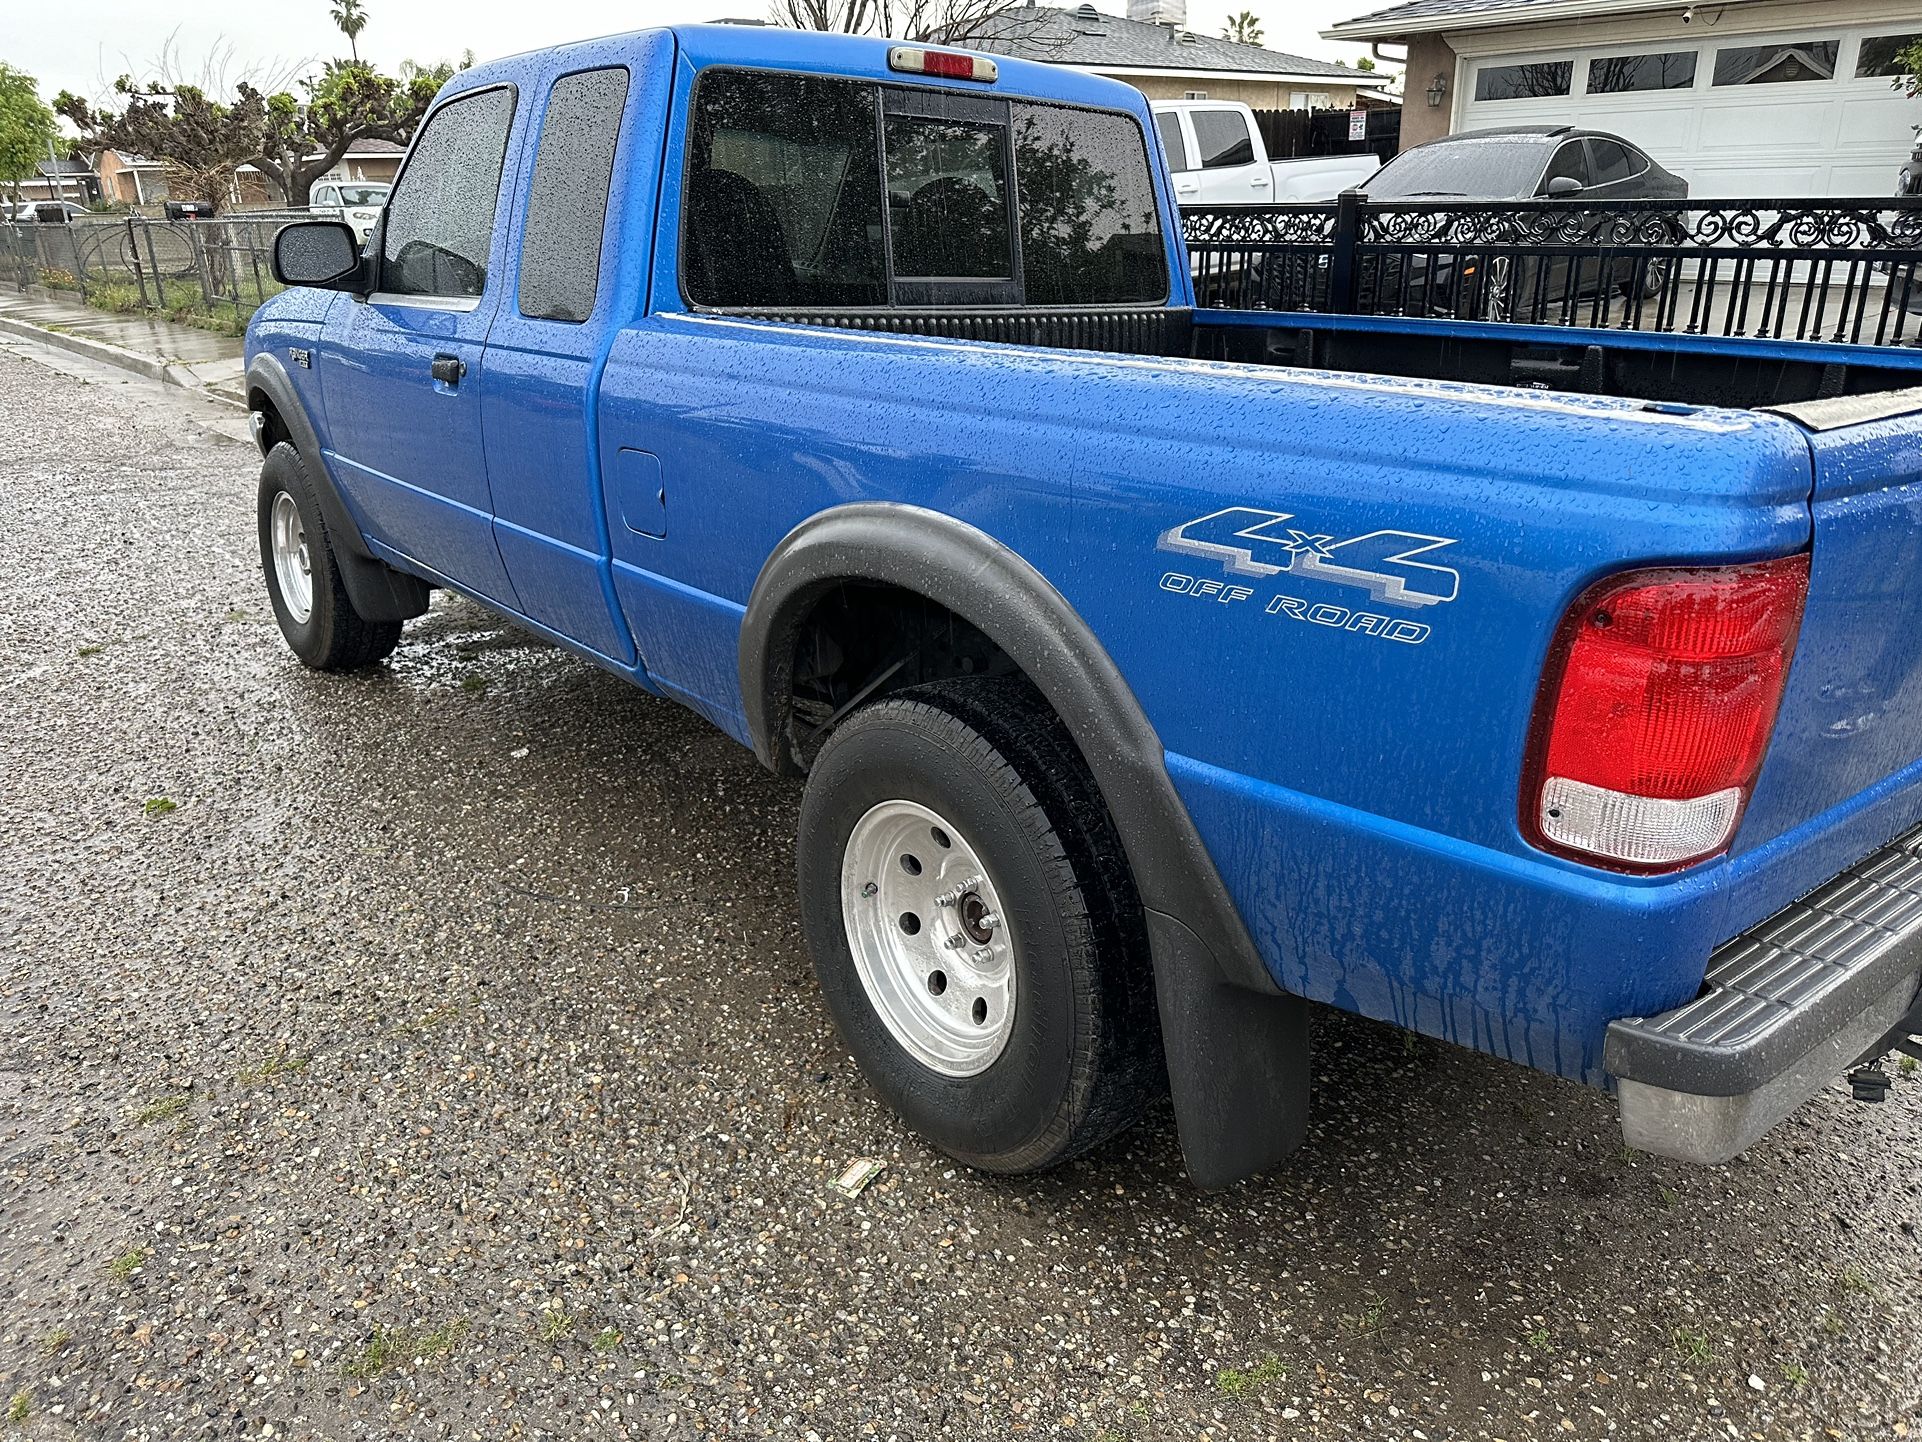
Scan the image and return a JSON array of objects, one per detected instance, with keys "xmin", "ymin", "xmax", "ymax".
[{"xmin": 783, "ymin": 582, "xmax": 1024, "ymax": 769}]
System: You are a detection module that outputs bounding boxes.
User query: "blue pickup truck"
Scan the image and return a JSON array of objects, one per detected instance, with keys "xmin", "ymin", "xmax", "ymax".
[{"xmin": 246, "ymin": 24, "xmax": 1922, "ymax": 1188}]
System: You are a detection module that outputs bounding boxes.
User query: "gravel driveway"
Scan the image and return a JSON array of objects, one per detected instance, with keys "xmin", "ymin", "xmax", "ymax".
[{"xmin": 0, "ymin": 344, "xmax": 1917, "ymax": 1441}]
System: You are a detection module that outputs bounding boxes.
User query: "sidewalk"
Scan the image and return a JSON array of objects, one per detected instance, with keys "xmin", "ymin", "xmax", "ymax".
[{"xmin": 0, "ymin": 287, "xmax": 245, "ymax": 403}]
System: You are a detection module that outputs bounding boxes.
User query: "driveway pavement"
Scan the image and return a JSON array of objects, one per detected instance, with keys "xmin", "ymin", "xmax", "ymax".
[{"xmin": 0, "ymin": 343, "xmax": 1917, "ymax": 1441}]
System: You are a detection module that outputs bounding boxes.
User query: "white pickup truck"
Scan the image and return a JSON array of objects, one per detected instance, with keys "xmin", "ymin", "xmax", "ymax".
[{"xmin": 1151, "ymin": 98, "xmax": 1379, "ymax": 205}]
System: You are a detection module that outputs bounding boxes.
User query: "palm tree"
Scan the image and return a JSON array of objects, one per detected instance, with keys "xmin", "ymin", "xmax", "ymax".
[
  {"xmin": 1222, "ymin": 10, "xmax": 1263, "ymax": 46},
  {"xmin": 331, "ymin": 0, "xmax": 370, "ymax": 63}
]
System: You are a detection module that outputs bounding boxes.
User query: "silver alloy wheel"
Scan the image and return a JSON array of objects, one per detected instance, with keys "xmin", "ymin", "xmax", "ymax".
[
  {"xmin": 840, "ymin": 799, "xmax": 1017, "ymax": 1077},
  {"xmin": 269, "ymin": 490, "xmax": 314, "ymax": 626}
]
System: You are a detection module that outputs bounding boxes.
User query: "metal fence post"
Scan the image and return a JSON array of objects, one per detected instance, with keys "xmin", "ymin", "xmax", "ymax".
[{"xmin": 1327, "ymin": 189, "xmax": 1363, "ymax": 315}]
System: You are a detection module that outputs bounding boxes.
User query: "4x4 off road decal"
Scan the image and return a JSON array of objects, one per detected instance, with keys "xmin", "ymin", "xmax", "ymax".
[
  {"xmin": 1155, "ymin": 506, "xmax": 1461, "ymax": 647},
  {"xmin": 1157, "ymin": 507, "xmax": 1460, "ymax": 608}
]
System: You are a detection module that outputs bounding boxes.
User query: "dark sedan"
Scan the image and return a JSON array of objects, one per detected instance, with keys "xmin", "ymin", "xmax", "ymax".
[{"xmin": 1362, "ymin": 126, "xmax": 1689, "ymax": 318}]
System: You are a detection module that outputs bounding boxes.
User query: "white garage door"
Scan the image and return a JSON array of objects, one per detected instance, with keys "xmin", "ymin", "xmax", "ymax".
[{"xmin": 1457, "ymin": 23, "xmax": 1920, "ymax": 199}]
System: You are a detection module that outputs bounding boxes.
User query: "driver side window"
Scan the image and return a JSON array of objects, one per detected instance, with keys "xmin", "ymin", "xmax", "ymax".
[
  {"xmin": 382, "ymin": 86, "xmax": 516, "ymax": 300},
  {"xmin": 313, "ymin": 186, "xmax": 337, "ymax": 207}
]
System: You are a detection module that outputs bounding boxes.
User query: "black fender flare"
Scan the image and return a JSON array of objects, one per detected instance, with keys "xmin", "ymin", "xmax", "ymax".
[
  {"xmin": 246, "ymin": 353, "xmax": 430, "ymax": 623},
  {"xmin": 739, "ymin": 503, "xmax": 1308, "ymax": 1188}
]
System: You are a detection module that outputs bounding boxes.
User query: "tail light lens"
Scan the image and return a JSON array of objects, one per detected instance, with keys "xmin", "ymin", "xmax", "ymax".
[{"xmin": 1523, "ymin": 554, "xmax": 1810, "ymax": 872}]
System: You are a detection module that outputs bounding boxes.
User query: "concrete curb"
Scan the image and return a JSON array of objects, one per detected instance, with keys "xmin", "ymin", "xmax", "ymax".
[{"xmin": 0, "ymin": 312, "xmax": 245, "ymax": 407}]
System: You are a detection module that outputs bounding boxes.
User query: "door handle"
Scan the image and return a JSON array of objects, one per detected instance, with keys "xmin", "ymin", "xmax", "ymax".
[{"xmin": 431, "ymin": 354, "xmax": 465, "ymax": 386}]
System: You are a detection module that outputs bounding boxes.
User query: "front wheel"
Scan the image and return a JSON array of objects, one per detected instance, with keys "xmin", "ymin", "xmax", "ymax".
[
  {"xmin": 257, "ymin": 442, "xmax": 402, "ymax": 671},
  {"xmin": 797, "ymin": 679, "xmax": 1160, "ymax": 1174}
]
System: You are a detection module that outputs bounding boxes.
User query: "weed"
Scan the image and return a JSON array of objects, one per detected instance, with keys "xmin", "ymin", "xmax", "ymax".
[
  {"xmin": 142, "ymin": 796, "xmax": 177, "ymax": 817},
  {"xmin": 1658, "ymin": 1185, "xmax": 1679, "ymax": 1207},
  {"xmin": 1671, "ymin": 1325, "xmax": 1712, "ymax": 1365},
  {"xmin": 1619, "ymin": 1144, "xmax": 1640, "ymax": 1164},
  {"xmin": 1838, "ymin": 1265, "xmax": 1876, "ymax": 1297},
  {"xmin": 7, "ymin": 1389, "xmax": 28, "ymax": 1424},
  {"xmin": 77, "ymin": 643, "xmax": 104, "ymax": 657},
  {"xmin": 39, "ymin": 1326, "xmax": 73, "ymax": 1355},
  {"xmin": 130, "ymin": 1093, "xmax": 188, "ymax": 1125},
  {"xmin": 1525, "ymin": 1327, "xmax": 1552, "ymax": 1352},
  {"xmin": 539, "ymin": 1308, "xmax": 576, "ymax": 1344},
  {"xmin": 459, "ymin": 673, "xmax": 487, "ymax": 693},
  {"xmin": 590, "ymin": 1326, "xmax": 622, "ymax": 1354},
  {"xmin": 392, "ymin": 1002, "xmax": 462, "ymax": 1034},
  {"xmin": 1821, "ymin": 1310, "xmax": 1847, "ymax": 1336},
  {"xmin": 237, "ymin": 1052, "xmax": 309, "ymax": 1085},
  {"xmin": 91, "ymin": 281, "xmax": 141, "ymax": 314},
  {"xmin": 1901, "ymin": 1053, "xmax": 1919, "ymax": 1076},
  {"xmin": 224, "ymin": 608, "xmax": 251, "ymax": 622},
  {"xmin": 107, "ymin": 1247, "xmax": 148, "ymax": 1281},
  {"xmin": 341, "ymin": 1319, "xmax": 466, "ymax": 1378},
  {"xmin": 1781, "ymin": 1361, "xmax": 1809, "ymax": 1387},
  {"xmin": 39, "ymin": 266, "xmax": 77, "ymax": 290},
  {"xmin": 1348, "ymin": 1292, "xmax": 1387, "ymax": 1337},
  {"xmin": 1215, "ymin": 1355, "xmax": 1286, "ymax": 1398}
]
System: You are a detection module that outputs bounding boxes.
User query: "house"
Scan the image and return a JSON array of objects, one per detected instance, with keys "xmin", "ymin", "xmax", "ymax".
[
  {"xmin": 976, "ymin": 4, "xmax": 1385, "ymax": 109},
  {"xmin": 12, "ymin": 156, "xmax": 101, "ymax": 206},
  {"xmin": 95, "ymin": 151, "xmax": 169, "ymax": 207},
  {"xmin": 316, "ymin": 138, "xmax": 405, "ymax": 187},
  {"xmin": 1322, "ymin": 0, "xmax": 1922, "ymax": 198}
]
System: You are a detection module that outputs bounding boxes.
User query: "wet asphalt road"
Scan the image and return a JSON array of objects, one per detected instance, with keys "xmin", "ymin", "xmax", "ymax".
[{"xmin": 0, "ymin": 342, "xmax": 1918, "ymax": 1442}]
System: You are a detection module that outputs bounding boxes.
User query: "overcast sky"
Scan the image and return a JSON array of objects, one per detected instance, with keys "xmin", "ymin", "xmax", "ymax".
[{"xmin": 9, "ymin": 0, "xmax": 1384, "ymax": 109}]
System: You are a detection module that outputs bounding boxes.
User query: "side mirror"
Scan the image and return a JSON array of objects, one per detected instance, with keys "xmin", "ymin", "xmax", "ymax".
[
  {"xmin": 1543, "ymin": 175, "xmax": 1584, "ymax": 198},
  {"xmin": 272, "ymin": 220, "xmax": 366, "ymax": 291}
]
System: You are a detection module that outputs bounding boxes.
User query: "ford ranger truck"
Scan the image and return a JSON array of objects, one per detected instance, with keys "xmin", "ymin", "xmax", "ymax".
[{"xmin": 244, "ymin": 26, "xmax": 1922, "ymax": 1189}]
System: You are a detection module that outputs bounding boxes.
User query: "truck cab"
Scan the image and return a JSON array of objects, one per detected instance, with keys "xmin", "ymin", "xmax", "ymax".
[{"xmin": 1152, "ymin": 98, "xmax": 1379, "ymax": 205}]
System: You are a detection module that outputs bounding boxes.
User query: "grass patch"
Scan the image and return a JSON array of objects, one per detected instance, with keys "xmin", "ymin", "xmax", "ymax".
[
  {"xmin": 1215, "ymin": 1355, "xmax": 1286, "ymax": 1398},
  {"xmin": 76, "ymin": 643, "xmax": 104, "ymax": 657},
  {"xmin": 1658, "ymin": 1185, "xmax": 1679, "ymax": 1207},
  {"xmin": 1671, "ymin": 1325, "xmax": 1712, "ymax": 1365},
  {"xmin": 1838, "ymin": 1265, "xmax": 1877, "ymax": 1297},
  {"xmin": 1525, "ymin": 1327, "xmax": 1552, "ymax": 1352},
  {"xmin": 107, "ymin": 1247, "xmax": 149, "ymax": 1281},
  {"xmin": 38, "ymin": 1326, "xmax": 73, "ymax": 1355},
  {"xmin": 1901, "ymin": 1053, "xmax": 1919, "ymax": 1075},
  {"xmin": 6, "ymin": 1389, "xmax": 28, "ymax": 1424},
  {"xmin": 341, "ymin": 1319, "xmax": 467, "ymax": 1379},
  {"xmin": 1781, "ymin": 1361, "xmax": 1809, "ymax": 1387},
  {"xmin": 237, "ymin": 1052, "xmax": 308, "ymax": 1085},
  {"xmin": 1344, "ymin": 1292, "xmax": 1387, "ymax": 1338},
  {"xmin": 458, "ymin": 673, "xmax": 487, "ymax": 693},
  {"xmin": 538, "ymin": 1307, "xmax": 575, "ymax": 1344},
  {"xmin": 130, "ymin": 1093, "xmax": 188, "ymax": 1126},
  {"xmin": 91, "ymin": 281, "xmax": 141, "ymax": 314},
  {"xmin": 590, "ymin": 1326, "xmax": 623, "ymax": 1354},
  {"xmin": 142, "ymin": 796, "xmax": 177, "ymax": 817}
]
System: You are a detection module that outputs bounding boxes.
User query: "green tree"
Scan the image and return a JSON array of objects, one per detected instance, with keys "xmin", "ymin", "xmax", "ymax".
[
  {"xmin": 332, "ymin": 0, "xmax": 371, "ymax": 64},
  {"xmin": 0, "ymin": 64, "xmax": 58, "ymax": 207},
  {"xmin": 55, "ymin": 79, "xmax": 265, "ymax": 213},
  {"xmin": 1894, "ymin": 38, "xmax": 1922, "ymax": 98},
  {"xmin": 1355, "ymin": 55, "xmax": 1376, "ymax": 71},
  {"xmin": 252, "ymin": 59, "xmax": 447, "ymax": 206},
  {"xmin": 1222, "ymin": 10, "xmax": 1263, "ymax": 46}
]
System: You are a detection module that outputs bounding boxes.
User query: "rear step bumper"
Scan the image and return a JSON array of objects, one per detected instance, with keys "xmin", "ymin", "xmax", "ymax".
[{"xmin": 1606, "ymin": 825, "xmax": 1922, "ymax": 1164}]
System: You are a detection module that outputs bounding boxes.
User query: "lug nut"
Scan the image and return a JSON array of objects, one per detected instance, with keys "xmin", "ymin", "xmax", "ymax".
[{"xmin": 970, "ymin": 946, "xmax": 993, "ymax": 965}]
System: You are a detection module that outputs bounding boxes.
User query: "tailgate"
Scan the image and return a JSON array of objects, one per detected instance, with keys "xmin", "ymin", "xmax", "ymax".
[{"xmin": 1737, "ymin": 388, "xmax": 1922, "ymax": 854}]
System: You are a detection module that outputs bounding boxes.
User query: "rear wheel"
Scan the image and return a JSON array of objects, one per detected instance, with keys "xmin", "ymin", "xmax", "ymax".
[
  {"xmin": 797, "ymin": 678, "xmax": 1159, "ymax": 1174},
  {"xmin": 257, "ymin": 442, "xmax": 402, "ymax": 671}
]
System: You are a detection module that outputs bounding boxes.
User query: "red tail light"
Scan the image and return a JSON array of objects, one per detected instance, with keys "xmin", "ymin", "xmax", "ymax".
[{"xmin": 1523, "ymin": 554, "xmax": 1809, "ymax": 872}]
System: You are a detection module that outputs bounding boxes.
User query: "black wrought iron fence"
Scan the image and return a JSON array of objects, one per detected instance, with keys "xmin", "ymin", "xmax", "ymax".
[
  {"xmin": 0, "ymin": 213, "xmax": 305, "ymax": 329},
  {"xmin": 1183, "ymin": 195, "xmax": 1922, "ymax": 348}
]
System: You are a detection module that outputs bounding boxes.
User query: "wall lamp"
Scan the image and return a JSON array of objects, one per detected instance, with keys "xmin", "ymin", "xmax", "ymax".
[{"xmin": 1425, "ymin": 72, "xmax": 1449, "ymax": 107}]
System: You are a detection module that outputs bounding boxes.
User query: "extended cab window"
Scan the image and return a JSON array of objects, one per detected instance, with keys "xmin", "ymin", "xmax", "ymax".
[
  {"xmin": 519, "ymin": 66, "xmax": 631, "ymax": 322},
  {"xmin": 684, "ymin": 71, "xmax": 886, "ymax": 308},
  {"xmin": 683, "ymin": 70, "xmax": 1168, "ymax": 311},
  {"xmin": 381, "ymin": 86, "xmax": 516, "ymax": 300},
  {"xmin": 1190, "ymin": 109, "xmax": 1253, "ymax": 169}
]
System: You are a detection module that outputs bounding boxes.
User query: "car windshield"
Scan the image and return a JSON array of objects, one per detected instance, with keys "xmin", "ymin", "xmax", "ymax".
[
  {"xmin": 1364, "ymin": 139, "xmax": 1550, "ymax": 199},
  {"xmin": 337, "ymin": 186, "xmax": 389, "ymax": 205}
]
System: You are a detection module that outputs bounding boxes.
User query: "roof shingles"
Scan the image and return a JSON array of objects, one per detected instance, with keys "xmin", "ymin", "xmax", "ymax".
[{"xmin": 976, "ymin": 4, "xmax": 1369, "ymax": 79}]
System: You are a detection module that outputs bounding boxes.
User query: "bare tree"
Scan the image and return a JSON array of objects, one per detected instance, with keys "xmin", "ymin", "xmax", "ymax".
[{"xmin": 771, "ymin": 0, "xmax": 1055, "ymax": 47}]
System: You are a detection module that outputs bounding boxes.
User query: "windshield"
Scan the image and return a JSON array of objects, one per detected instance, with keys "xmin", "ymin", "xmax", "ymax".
[
  {"xmin": 337, "ymin": 185, "xmax": 389, "ymax": 206},
  {"xmin": 1364, "ymin": 139, "xmax": 1549, "ymax": 199}
]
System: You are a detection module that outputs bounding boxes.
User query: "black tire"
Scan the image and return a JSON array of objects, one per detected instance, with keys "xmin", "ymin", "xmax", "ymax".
[
  {"xmin": 797, "ymin": 678, "xmax": 1160, "ymax": 1174},
  {"xmin": 257, "ymin": 442, "xmax": 402, "ymax": 671}
]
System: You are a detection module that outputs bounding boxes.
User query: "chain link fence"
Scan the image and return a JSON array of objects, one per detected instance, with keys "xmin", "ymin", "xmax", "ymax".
[{"xmin": 0, "ymin": 213, "xmax": 309, "ymax": 334}]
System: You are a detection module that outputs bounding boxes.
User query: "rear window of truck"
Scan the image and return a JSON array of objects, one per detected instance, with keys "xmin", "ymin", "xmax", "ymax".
[{"xmin": 681, "ymin": 69, "xmax": 1169, "ymax": 310}]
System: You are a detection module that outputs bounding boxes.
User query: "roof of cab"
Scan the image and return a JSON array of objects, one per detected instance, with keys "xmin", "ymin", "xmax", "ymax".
[{"xmin": 437, "ymin": 22, "xmax": 1156, "ymax": 119}]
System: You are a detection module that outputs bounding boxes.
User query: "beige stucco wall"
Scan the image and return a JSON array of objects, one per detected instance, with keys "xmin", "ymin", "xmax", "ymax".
[
  {"xmin": 1396, "ymin": 33, "xmax": 1459, "ymax": 150},
  {"xmin": 1102, "ymin": 72, "xmax": 1363, "ymax": 109}
]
